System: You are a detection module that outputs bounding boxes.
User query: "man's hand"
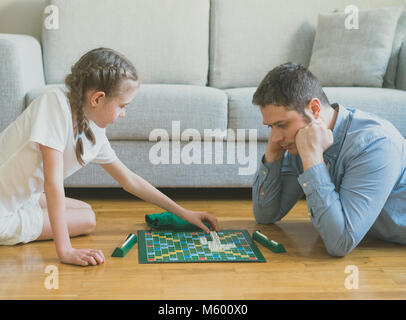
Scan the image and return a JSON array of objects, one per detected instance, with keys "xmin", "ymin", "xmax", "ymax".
[
  {"xmin": 295, "ymin": 120, "xmax": 334, "ymax": 171},
  {"xmin": 264, "ymin": 130, "xmax": 285, "ymax": 163}
]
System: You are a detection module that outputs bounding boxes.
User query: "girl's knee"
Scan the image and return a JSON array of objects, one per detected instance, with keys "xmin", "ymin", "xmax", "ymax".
[
  {"xmin": 65, "ymin": 197, "xmax": 92, "ymax": 210},
  {"xmin": 84, "ymin": 209, "xmax": 96, "ymax": 234},
  {"xmin": 38, "ymin": 196, "xmax": 92, "ymax": 211},
  {"xmin": 82, "ymin": 201, "xmax": 92, "ymax": 210}
]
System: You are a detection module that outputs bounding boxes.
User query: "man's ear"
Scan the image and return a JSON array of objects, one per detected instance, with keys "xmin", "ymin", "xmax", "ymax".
[{"xmin": 306, "ymin": 98, "xmax": 321, "ymax": 120}]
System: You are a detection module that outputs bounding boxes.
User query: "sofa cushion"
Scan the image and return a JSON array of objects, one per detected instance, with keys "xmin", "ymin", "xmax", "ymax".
[
  {"xmin": 64, "ymin": 140, "xmax": 268, "ymax": 187},
  {"xmin": 25, "ymin": 84, "xmax": 228, "ymax": 141},
  {"xmin": 42, "ymin": 0, "xmax": 209, "ymax": 86},
  {"xmin": 225, "ymin": 87, "xmax": 406, "ymax": 141},
  {"xmin": 324, "ymin": 87, "xmax": 406, "ymax": 137},
  {"xmin": 107, "ymin": 84, "xmax": 228, "ymax": 140},
  {"xmin": 384, "ymin": 11, "xmax": 406, "ymax": 88},
  {"xmin": 209, "ymin": 0, "xmax": 315, "ymax": 89},
  {"xmin": 224, "ymin": 88, "xmax": 270, "ymax": 141},
  {"xmin": 309, "ymin": 6, "xmax": 402, "ymax": 87},
  {"xmin": 397, "ymin": 41, "xmax": 406, "ymax": 90}
]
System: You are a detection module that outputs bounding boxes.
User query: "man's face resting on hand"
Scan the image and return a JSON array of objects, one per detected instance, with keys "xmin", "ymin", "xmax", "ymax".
[{"xmin": 261, "ymin": 98, "xmax": 334, "ymax": 168}]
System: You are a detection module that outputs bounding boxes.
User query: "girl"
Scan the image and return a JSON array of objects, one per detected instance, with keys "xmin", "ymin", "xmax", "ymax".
[{"xmin": 0, "ymin": 47, "xmax": 219, "ymax": 267}]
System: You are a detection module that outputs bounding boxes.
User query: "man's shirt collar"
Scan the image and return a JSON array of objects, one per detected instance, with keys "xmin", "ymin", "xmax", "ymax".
[{"xmin": 324, "ymin": 103, "xmax": 352, "ymax": 160}]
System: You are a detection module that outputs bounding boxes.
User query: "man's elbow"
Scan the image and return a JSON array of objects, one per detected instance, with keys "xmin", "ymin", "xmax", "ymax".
[
  {"xmin": 253, "ymin": 206, "xmax": 281, "ymax": 225},
  {"xmin": 326, "ymin": 247, "xmax": 348, "ymax": 257},
  {"xmin": 325, "ymin": 238, "xmax": 356, "ymax": 257}
]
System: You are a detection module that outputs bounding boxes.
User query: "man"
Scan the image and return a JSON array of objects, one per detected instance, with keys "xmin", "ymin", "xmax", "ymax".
[{"xmin": 252, "ymin": 62, "xmax": 406, "ymax": 257}]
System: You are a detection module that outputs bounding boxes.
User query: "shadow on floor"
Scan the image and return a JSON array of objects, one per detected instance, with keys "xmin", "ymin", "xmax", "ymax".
[{"xmin": 65, "ymin": 187, "xmax": 254, "ymax": 201}]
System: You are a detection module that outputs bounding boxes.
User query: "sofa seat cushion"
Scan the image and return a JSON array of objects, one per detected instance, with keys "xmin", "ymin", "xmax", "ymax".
[
  {"xmin": 324, "ymin": 87, "xmax": 406, "ymax": 137},
  {"xmin": 64, "ymin": 140, "xmax": 268, "ymax": 187},
  {"xmin": 224, "ymin": 87, "xmax": 270, "ymax": 141},
  {"xmin": 25, "ymin": 84, "xmax": 228, "ymax": 141},
  {"xmin": 225, "ymin": 87, "xmax": 406, "ymax": 141}
]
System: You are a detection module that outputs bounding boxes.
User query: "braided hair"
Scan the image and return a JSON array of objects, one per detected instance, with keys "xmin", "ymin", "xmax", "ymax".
[{"xmin": 65, "ymin": 48, "xmax": 138, "ymax": 166}]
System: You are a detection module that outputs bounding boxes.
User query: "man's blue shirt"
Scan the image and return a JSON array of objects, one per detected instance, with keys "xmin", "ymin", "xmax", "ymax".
[{"xmin": 252, "ymin": 104, "xmax": 406, "ymax": 256}]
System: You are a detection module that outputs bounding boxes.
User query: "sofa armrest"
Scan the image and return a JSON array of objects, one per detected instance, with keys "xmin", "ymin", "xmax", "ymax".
[
  {"xmin": 0, "ymin": 33, "xmax": 45, "ymax": 132},
  {"xmin": 396, "ymin": 41, "xmax": 406, "ymax": 91}
]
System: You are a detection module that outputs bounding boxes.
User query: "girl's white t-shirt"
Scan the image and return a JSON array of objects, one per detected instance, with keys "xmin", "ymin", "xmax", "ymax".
[{"xmin": 0, "ymin": 87, "xmax": 117, "ymax": 219}]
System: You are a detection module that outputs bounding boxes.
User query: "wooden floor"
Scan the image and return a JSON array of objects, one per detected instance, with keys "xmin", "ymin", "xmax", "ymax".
[{"xmin": 1, "ymin": 188, "xmax": 405, "ymax": 300}]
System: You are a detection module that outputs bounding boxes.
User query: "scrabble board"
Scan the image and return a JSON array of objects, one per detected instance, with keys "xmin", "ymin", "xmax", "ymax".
[{"xmin": 137, "ymin": 230, "xmax": 266, "ymax": 263}]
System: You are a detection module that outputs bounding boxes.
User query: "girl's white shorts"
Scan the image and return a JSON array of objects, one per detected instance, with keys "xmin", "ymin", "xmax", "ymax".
[{"xmin": 0, "ymin": 194, "xmax": 43, "ymax": 245}]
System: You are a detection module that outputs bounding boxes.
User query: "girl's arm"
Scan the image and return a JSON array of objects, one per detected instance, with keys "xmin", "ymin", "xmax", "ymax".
[
  {"xmin": 99, "ymin": 159, "xmax": 219, "ymax": 233},
  {"xmin": 40, "ymin": 144, "xmax": 104, "ymax": 266},
  {"xmin": 40, "ymin": 144, "xmax": 71, "ymax": 255}
]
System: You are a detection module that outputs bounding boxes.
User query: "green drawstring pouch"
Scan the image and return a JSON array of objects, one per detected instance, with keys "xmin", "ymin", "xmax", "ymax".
[{"xmin": 145, "ymin": 211, "xmax": 210, "ymax": 231}]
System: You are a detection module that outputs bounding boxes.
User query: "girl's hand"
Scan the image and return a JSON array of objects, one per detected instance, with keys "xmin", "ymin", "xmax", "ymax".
[
  {"xmin": 59, "ymin": 248, "xmax": 105, "ymax": 267},
  {"xmin": 182, "ymin": 210, "xmax": 219, "ymax": 234}
]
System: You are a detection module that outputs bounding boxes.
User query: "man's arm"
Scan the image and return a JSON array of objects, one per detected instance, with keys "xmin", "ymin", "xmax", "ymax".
[
  {"xmin": 298, "ymin": 137, "xmax": 401, "ymax": 256},
  {"xmin": 252, "ymin": 153, "xmax": 304, "ymax": 224}
]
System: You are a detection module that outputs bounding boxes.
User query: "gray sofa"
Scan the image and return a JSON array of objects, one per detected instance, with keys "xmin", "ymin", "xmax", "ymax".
[{"xmin": 1, "ymin": 0, "xmax": 405, "ymax": 188}]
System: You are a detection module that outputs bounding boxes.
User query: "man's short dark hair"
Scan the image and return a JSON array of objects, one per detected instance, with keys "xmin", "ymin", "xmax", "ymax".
[{"xmin": 252, "ymin": 62, "xmax": 330, "ymax": 114}]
